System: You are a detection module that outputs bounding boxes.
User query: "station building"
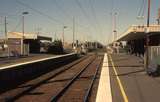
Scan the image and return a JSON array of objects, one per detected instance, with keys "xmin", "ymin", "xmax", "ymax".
[{"xmin": 7, "ymin": 32, "xmax": 52, "ymax": 56}]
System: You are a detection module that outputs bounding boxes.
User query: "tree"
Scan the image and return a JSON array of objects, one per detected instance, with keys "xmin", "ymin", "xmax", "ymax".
[{"xmin": 47, "ymin": 40, "xmax": 64, "ymax": 54}]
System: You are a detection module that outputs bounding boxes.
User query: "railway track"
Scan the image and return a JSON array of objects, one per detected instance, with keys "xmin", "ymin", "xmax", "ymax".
[
  {"xmin": 51, "ymin": 55, "xmax": 102, "ymax": 102},
  {"xmin": 0, "ymin": 53, "xmax": 103, "ymax": 102}
]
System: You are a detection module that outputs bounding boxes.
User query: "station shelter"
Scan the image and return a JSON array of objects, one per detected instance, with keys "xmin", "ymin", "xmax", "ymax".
[
  {"xmin": 7, "ymin": 32, "xmax": 52, "ymax": 56},
  {"xmin": 116, "ymin": 25, "xmax": 160, "ymax": 66}
]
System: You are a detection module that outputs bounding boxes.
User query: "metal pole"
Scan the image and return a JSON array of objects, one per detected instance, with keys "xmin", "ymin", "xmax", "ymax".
[
  {"xmin": 4, "ymin": 16, "xmax": 9, "ymax": 57},
  {"xmin": 54, "ymin": 31, "xmax": 57, "ymax": 40},
  {"xmin": 157, "ymin": 8, "xmax": 160, "ymax": 25},
  {"xmin": 157, "ymin": 19, "xmax": 160, "ymax": 25},
  {"xmin": 21, "ymin": 15, "xmax": 24, "ymax": 55},
  {"xmin": 145, "ymin": 0, "xmax": 151, "ymax": 70},
  {"xmin": 147, "ymin": 0, "xmax": 150, "ymax": 27},
  {"xmin": 73, "ymin": 17, "xmax": 75, "ymax": 48},
  {"xmin": 113, "ymin": 12, "xmax": 117, "ymax": 41},
  {"xmin": 62, "ymin": 26, "xmax": 64, "ymax": 46},
  {"xmin": 4, "ymin": 16, "xmax": 7, "ymax": 43},
  {"xmin": 21, "ymin": 12, "xmax": 29, "ymax": 56}
]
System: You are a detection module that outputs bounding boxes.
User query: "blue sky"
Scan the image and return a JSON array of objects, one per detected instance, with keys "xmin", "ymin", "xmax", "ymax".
[{"xmin": 0, "ymin": 0, "xmax": 159, "ymax": 44}]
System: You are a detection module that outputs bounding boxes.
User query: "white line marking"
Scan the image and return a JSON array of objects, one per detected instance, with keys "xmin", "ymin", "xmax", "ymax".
[
  {"xmin": 0, "ymin": 53, "xmax": 76, "ymax": 70},
  {"xmin": 96, "ymin": 53, "xmax": 112, "ymax": 102}
]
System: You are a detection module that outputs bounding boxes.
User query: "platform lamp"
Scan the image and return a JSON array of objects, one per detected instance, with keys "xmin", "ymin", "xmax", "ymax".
[
  {"xmin": 4, "ymin": 16, "xmax": 10, "ymax": 57},
  {"xmin": 62, "ymin": 25, "xmax": 67, "ymax": 46},
  {"xmin": 113, "ymin": 12, "xmax": 117, "ymax": 42},
  {"xmin": 21, "ymin": 11, "xmax": 29, "ymax": 56},
  {"xmin": 145, "ymin": 0, "xmax": 151, "ymax": 71}
]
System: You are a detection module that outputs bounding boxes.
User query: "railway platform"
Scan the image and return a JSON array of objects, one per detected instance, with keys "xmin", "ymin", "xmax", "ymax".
[
  {"xmin": 2, "ymin": 52, "xmax": 160, "ymax": 102},
  {"xmin": 107, "ymin": 53, "xmax": 160, "ymax": 102},
  {"xmin": 0, "ymin": 54, "xmax": 58, "ymax": 68},
  {"xmin": 0, "ymin": 53, "xmax": 101, "ymax": 102},
  {"xmin": 0, "ymin": 53, "xmax": 77, "ymax": 94}
]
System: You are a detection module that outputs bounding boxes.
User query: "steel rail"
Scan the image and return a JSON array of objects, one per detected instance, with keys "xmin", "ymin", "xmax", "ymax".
[
  {"xmin": 50, "ymin": 56, "xmax": 96, "ymax": 102},
  {"xmin": 83, "ymin": 58, "xmax": 102, "ymax": 102},
  {"xmin": 7, "ymin": 55, "xmax": 90, "ymax": 102}
]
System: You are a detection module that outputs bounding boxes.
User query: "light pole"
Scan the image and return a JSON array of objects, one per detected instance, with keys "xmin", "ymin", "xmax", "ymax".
[
  {"xmin": 113, "ymin": 12, "xmax": 117, "ymax": 41},
  {"xmin": 73, "ymin": 17, "xmax": 75, "ymax": 48},
  {"xmin": 145, "ymin": 0, "xmax": 151, "ymax": 71},
  {"xmin": 4, "ymin": 16, "xmax": 10, "ymax": 57},
  {"xmin": 111, "ymin": 12, "xmax": 117, "ymax": 42},
  {"xmin": 21, "ymin": 11, "xmax": 29, "ymax": 56},
  {"xmin": 62, "ymin": 26, "xmax": 67, "ymax": 46},
  {"xmin": 157, "ymin": 8, "xmax": 160, "ymax": 25}
]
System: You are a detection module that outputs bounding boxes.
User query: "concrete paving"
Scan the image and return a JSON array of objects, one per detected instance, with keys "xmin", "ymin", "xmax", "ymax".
[
  {"xmin": 0, "ymin": 54, "xmax": 57, "ymax": 68},
  {"xmin": 108, "ymin": 53, "xmax": 160, "ymax": 102}
]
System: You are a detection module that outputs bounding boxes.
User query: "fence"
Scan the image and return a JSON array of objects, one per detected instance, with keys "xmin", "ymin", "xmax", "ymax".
[{"xmin": 148, "ymin": 46, "xmax": 160, "ymax": 65}]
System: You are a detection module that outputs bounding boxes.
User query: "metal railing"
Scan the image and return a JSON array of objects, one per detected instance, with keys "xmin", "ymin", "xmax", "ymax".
[{"xmin": 149, "ymin": 46, "xmax": 160, "ymax": 60}]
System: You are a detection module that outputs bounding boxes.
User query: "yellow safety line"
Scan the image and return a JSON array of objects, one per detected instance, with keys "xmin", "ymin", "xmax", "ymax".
[{"xmin": 109, "ymin": 55, "xmax": 129, "ymax": 102}]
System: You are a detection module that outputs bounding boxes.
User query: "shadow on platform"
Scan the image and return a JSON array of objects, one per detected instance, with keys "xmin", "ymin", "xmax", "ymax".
[{"xmin": 117, "ymin": 69, "xmax": 145, "ymax": 76}]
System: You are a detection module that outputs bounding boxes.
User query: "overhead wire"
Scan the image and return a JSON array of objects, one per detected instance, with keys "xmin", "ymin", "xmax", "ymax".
[
  {"xmin": 138, "ymin": 0, "xmax": 146, "ymax": 18},
  {"xmin": 51, "ymin": 0, "xmax": 93, "ymax": 31},
  {"xmin": 137, "ymin": 0, "xmax": 146, "ymax": 25},
  {"xmin": 110, "ymin": 0, "xmax": 117, "ymax": 42},
  {"xmin": 11, "ymin": 17, "xmax": 22, "ymax": 32},
  {"xmin": 141, "ymin": 0, "xmax": 146, "ymax": 18},
  {"xmin": 89, "ymin": 0, "xmax": 103, "ymax": 36},
  {"xmin": 52, "ymin": 0, "xmax": 71, "ymax": 24},
  {"xmin": 15, "ymin": 0, "xmax": 63, "ymax": 25},
  {"xmin": 75, "ymin": 0, "xmax": 99, "ymax": 40},
  {"xmin": 15, "ymin": 0, "xmax": 90, "ymax": 42},
  {"xmin": 50, "ymin": 0, "xmax": 94, "ymax": 42},
  {"xmin": 15, "ymin": 0, "xmax": 98, "ymax": 42}
]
